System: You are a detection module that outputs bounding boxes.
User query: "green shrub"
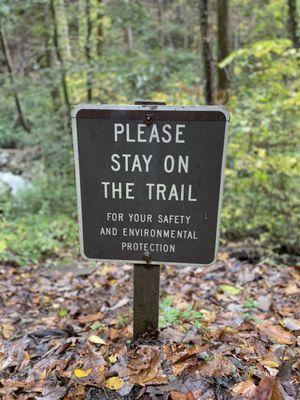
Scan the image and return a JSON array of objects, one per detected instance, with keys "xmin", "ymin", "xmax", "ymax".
[{"xmin": 220, "ymin": 40, "xmax": 300, "ymax": 253}]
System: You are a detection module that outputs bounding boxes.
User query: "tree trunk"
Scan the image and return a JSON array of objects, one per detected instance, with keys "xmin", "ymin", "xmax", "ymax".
[
  {"xmin": 287, "ymin": 0, "xmax": 299, "ymax": 48},
  {"xmin": 0, "ymin": 22, "xmax": 31, "ymax": 132},
  {"xmin": 183, "ymin": 2, "xmax": 189, "ymax": 50},
  {"xmin": 199, "ymin": 0, "xmax": 214, "ymax": 104},
  {"xmin": 217, "ymin": 0, "xmax": 230, "ymax": 99},
  {"xmin": 96, "ymin": 0, "xmax": 104, "ymax": 56},
  {"xmin": 85, "ymin": 0, "xmax": 93, "ymax": 101},
  {"xmin": 78, "ymin": 0, "xmax": 86, "ymax": 55},
  {"xmin": 157, "ymin": 0, "xmax": 164, "ymax": 48},
  {"xmin": 50, "ymin": 0, "xmax": 70, "ymax": 112},
  {"xmin": 124, "ymin": 0, "xmax": 134, "ymax": 52},
  {"xmin": 56, "ymin": 0, "xmax": 72, "ymax": 61},
  {"xmin": 44, "ymin": 3, "xmax": 61, "ymax": 112}
]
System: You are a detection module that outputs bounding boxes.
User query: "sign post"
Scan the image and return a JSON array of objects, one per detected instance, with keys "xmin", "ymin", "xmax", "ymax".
[
  {"xmin": 71, "ymin": 103, "xmax": 229, "ymax": 339},
  {"xmin": 133, "ymin": 263, "xmax": 160, "ymax": 339}
]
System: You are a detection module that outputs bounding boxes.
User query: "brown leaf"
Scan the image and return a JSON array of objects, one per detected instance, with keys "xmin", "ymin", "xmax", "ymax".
[
  {"xmin": 164, "ymin": 344, "xmax": 208, "ymax": 364},
  {"xmin": 282, "ymin": 318, "xmax": 300, "ymax": 331},
  {"xmin": 253, "ymin": 377, "xmax": 286, "ymax": 400},
  {"xmin": 197, "ymin": 355, "xmax": 235, "ymax": 377},
  {"xmin": 257, "ymin": 294, "xmax": 272, "ymax": 311},
  {"xmin": 259, "ymin": 323, "xmax": 295, "ymax": 345},
  {"xmin": 172, "ymin": 358, "xmax": 197, "ymax": 376},
  {"xmin": 284, "ymin": 283, "xmax": 300, "ymax": 296},
  {"xmin": 231, "ymin": 380, "xmax": 257, "ymax": 398},
  {"xmin": 171, "ymin": 391, "xmax": 188, "ymax": 400},
  {"xmin": 78, "ymin": 312, "xmax": 103, "ymax": 324},
  {"xmin": 126, "ymin": 346, "xmax": 167, "ymax": 386}
]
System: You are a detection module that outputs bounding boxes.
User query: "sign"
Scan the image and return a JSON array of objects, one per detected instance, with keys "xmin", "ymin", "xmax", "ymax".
[{"xmin": 72, "ymin": 104, "xmax": 229, "ymax": 265}]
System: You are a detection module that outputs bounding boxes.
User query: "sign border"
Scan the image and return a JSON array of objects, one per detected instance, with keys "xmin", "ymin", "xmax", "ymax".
[{"xmin": 71, "ymin": 104, "xmax": 230, "ymax": 267}]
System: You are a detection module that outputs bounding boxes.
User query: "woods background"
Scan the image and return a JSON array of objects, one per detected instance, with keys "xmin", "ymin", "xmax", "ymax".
[{"xmin": 0, "ymin": 0, "xmax": 299, "ymax": 265}]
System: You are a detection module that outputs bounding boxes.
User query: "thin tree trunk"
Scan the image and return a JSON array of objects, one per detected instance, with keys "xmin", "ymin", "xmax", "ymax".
[
  {"xmin": 44, "ymin": 3, "xmax": 61, "ymax": 112},
  {"xmin": 183, "ymin": 3, "xmax": 189, "ymax": 50},
  {"xmin": 217, "ymin": 0, "xmax": 230, "ymax": 98},
  {"xmin": 199, "ymin": 0, "xmax": 214, "ymax": 104},
  {"xmin": 85, "ymin": 0, "xmax": 93, "ymax": 101},
  {"xmin": 57, "ymin": 0, "xmax": 72, "ymax": 61},
  {"xmin": 50, "ymin": 0, "xmax": 70, "ymax": 112},
  {"xmin": 157, "ymin": 0, "xmax": 164, "ymax": 48},
  {"xmin": 0, "ymin": 22, "xmax": 31, "ymax": 132},
  {"xmin": 96, "ymin": 0, "xmax": 104, "ymax": 56},
  {"xmin": 287, "ymin": 0, "xmax": 299, "ymax": 48},
  {"xmin": 78, "ymin": 0, "xmax": 86, "ymax": 55},
  {"xmin": 124, "ymin": 0, "xmax": 134, "ymax": 52}
]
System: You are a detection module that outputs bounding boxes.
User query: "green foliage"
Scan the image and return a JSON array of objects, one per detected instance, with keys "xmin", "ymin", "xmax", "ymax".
[
  {"xmin": 244, "ymin": 298, "xmax": 258, "ymax": 309},
  {"xmin": 221, "ymin": 40, "xmax": 300, "ymax": 252},
  {"xmin": 159, "ymin": 296, "xmax": 202, "ymax": 328},
  {"xmin": 58, "ymin": 308, "xmax": 69, "ymax": 317},
  {"xmin": 0, "ymin": 210, "xmax": 77, "ymax": 266},
  {"xmin": 0, "ymin": 0, "xmax": 299, "ymax": 266}
]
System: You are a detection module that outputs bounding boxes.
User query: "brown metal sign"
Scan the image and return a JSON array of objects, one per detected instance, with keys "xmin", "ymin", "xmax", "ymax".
[{"xmin": 72, "ymin": 104, "xmax": 230, "ymax": 265}]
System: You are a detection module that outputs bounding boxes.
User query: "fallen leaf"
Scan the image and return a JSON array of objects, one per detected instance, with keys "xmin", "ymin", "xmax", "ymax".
[
  {"xmin": 197, "ymin": 355, "xmax": 235, "ymax": 377},
  {"xmin": 164, "ymin": 344, "xmax": 208, "ymax": 364},
  {"xmin": 88, "ymin": 334, "xmax": 106, "ymax": 345},
  {"xmin": 172, "ymin": 359, "xmax": 197, "ymax": 376},
  {"xmin": 284, "ymin": 283, "xmax": 300, "ymax": 296},
  {"xmin": 260, "ymin": 347, "xmax": 279, "ymax": 369},
  {"xmin": 218, "ymin": 252, "xmax": 229, "ymax": 261},
  {"xmin": 254, "ymin": 376, "xmax": 285, "ymax": 400},
  {"xmin": 1, "ymin": 323, "xmax": 14, "ymax": 339},
  {"xmin": 199, "ymin": 309, "xmax": 216, "ymax": 323},
  {"xmin": 74, "ymin": 368, "xmax": 92, "ymax": 378},
  {"xmin": 78, "ymin": 312, "xmax": 103, "ymax": 324},
  {"xmin": 105, "ymin": 376, "xmax": 124, "ymax": 390},
  {"xmin": 142, "ymin": 375, "xmax": 168, "ymax": 385},
  {"xmin": 171, "ymin": 391, "xmax": 187, "ymax": 400},
  {"xmin": 110, "ymin": 297, "xmax": 129, "ymax": 310},
  {"xmin": 108, "ymin": 354, "xmax": 118, "ymax": 364},
  {"xmin": 90, "ymin": 321, "xmax": 103, "ymax": 331},
  {"xmin": 219, "ymin": 284, "xmax": 241, "ymax": 295},
  {"xmin": 127, "ymin": 347, "xmax": 166, "ymax": 386},
  {"xmin": 282, "ymin": 318, "xmax": 300, "ymax": 331},
  {"xmin": 257, "ymin": 294, "xmax": 272, "ymax": 311},
  {"xmin": 259, "ymin": 323, "xmax": 295, "ymax": 345},
  {"xmin": 231, "ymin": 380, "xmax": 256, "ymax": 398},
  {"xmin": 58, "ymin": 308, "xmax": 68, "ymax": 317}
]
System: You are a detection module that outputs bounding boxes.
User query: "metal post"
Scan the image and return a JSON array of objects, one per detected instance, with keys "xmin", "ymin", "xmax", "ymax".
[
  {"xmin": 132, "ymin": 99, "xmax": 163, "ymax": 341},
  {"xmin": 133, "ymin": 263, "xmax": 160, "ymax": 340}
]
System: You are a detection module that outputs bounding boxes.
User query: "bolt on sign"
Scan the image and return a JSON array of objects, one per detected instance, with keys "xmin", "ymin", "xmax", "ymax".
[{"xmin": 71, "ymin": 104, "xmax": 230, "ymax": 265}]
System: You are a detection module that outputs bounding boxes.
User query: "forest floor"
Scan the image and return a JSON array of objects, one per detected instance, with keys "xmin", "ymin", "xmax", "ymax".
[{"xmin": 0, "ymin": 254, "xmax": 299, "ymax": 399}]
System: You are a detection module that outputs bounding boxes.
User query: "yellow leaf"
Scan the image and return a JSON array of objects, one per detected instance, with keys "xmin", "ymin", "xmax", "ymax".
[
  {"xmin": 74, "ymin": 368, "xmax": 92, "ymax": 378},
  {"xmin": 1, "ymin": 323, "xmax": 14, "ymax": 339},
  {"xmin": 108, "ymin": 354, "xmax": 118, "ymax": 364},
  {"xmin": 105, "ymin": 376, "xmax": 124, "ymax": 390},
  {"xmin": 88, "ymin": 334, "xmax": 106, "ymax": 345},
  {"xmin": 200, "ymin": 309, "xmax": 216, "ymax": 323},
  {"xmin": 218, "ymin": 252, "xmax": 229, "ymax": 261},
  {"xmin": 219, "ymin": 284, "xmax": 241, "ymax": 296}
]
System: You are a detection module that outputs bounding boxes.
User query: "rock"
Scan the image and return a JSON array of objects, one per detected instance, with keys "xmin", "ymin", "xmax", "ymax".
[
  {"xmin": 0, "ymin": 151, "xmax": 9, "ymax": 167},
  {"xmin": 0, "ymin": 172, "xmax": 31, "ymax": 196}
]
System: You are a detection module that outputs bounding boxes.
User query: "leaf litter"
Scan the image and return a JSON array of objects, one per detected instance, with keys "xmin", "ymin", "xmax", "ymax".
[{"xmin": 0, "ymin": 256, "xmax": 299, "ymax": 399}]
